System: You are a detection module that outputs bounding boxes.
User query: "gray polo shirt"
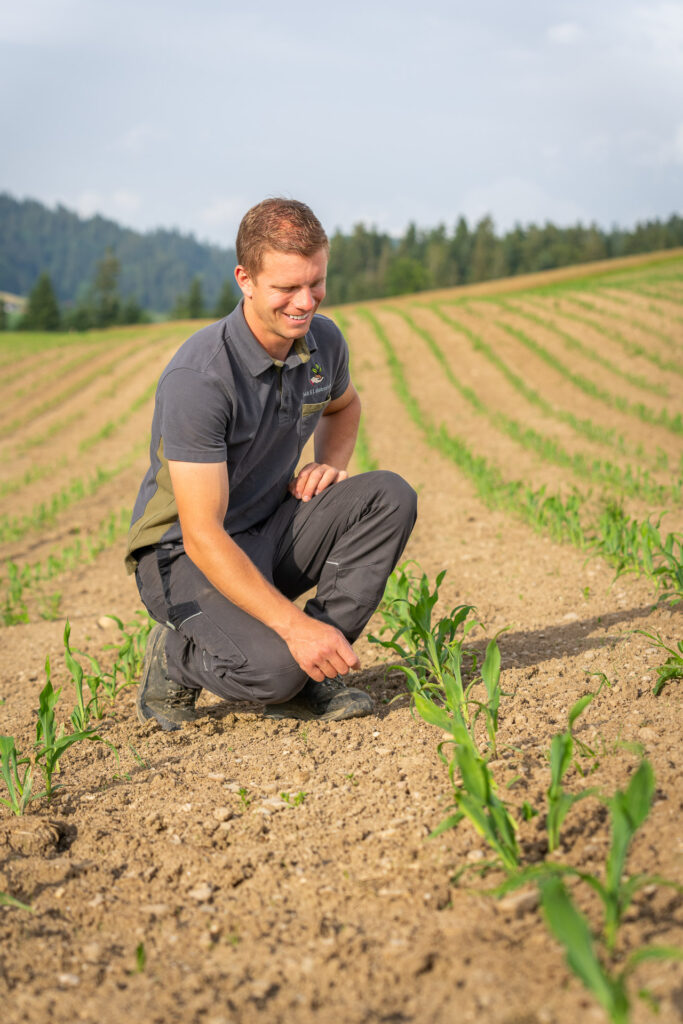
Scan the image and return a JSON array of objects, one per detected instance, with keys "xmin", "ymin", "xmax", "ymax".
[{"xmin": 125, "ymin": 302, "xmax": 350, "ymax": 572}]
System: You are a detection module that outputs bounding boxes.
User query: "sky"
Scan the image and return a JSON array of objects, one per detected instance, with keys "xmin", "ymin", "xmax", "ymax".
[{"xmin": 2, "ymin": 0, "xmax": 683, "ymax": 248}]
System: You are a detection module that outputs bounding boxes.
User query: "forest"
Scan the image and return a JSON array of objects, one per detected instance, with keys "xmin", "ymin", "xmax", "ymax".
[{"xmin": 1, "ymin": 192, "xmax": 682, "ymax": 323}]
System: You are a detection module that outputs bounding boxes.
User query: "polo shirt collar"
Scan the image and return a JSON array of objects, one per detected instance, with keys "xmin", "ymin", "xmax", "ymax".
[{"xmin": 226, "ymin": 301, "xmax": 318, "ymax": 377}]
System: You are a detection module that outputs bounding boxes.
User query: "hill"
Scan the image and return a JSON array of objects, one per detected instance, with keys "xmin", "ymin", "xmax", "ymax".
[{"xmin": 0, "ymin": 193, "xmax": 237, "ymax": 312}]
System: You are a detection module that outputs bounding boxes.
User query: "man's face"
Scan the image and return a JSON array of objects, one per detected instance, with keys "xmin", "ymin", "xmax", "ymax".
[{"xmin": 235, "ymin": 248, "xmax": 328, "ymax": 350}]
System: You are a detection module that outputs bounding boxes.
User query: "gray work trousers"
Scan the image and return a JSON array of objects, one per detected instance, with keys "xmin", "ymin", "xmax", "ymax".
[{"xmin": 135, "ymin": 470, "xmax": 417, "ymax": 705}]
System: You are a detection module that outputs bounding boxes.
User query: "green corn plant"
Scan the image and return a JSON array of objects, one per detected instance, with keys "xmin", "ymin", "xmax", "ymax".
[
  {"xmin": 405, "ymin": 631, "xmax": 519, "ymax": 873},
  {"xmin": 370, "ymin": 563, "xmax": 476, "ymax": 671},
  {"xmin": 0, "ymin": 735, "xmax": 34, "ymax": 815},
  {"xmin": 63, "ymin": 620, "xmax": 103, "ymax": 729},
  {"xmin": 546, "ymin": 693, "xmax": 601, "ymax": 852},
  {"xmin": 0, "ymin": 890, "xmax": 33, "ymax": 912},
  {"xmin": 105, "ymin": 611, "xmax": 154, "ymax": 691},
  {"xmin": 634, "ymin": 630, "xmax": 682, "ymax": 695},
  {"xmin": 539, "ymin": 874, "xmax": 682, "ymax": 1024},
  {"xmin": 597, "ymin": 760, "xmax": 670, "ymax": 951},
  {"xmin": 415, "ymin": 684, "xmax": 519, "ymax": 872},
  {"xmin": 2, "ymin": 562, "xmax": 29, "ymax": 625},
  {"xmin": 34, "ymin": 659, "xmax": 103, "ymax": 800}
]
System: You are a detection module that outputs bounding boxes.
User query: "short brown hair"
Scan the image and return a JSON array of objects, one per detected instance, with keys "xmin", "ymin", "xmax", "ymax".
[{"xmin": 236, "ymin": 198, "xmax": 329, "ymax": 278}]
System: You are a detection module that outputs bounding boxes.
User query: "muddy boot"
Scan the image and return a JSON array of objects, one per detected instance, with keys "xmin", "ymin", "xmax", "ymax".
[
  {"xmin": 263, "ymin": 676, "xmax": 373, "ymax": 722},
  {"xmin": 136, "ymin": 624, "xmax": 198, "ymax": 731}
]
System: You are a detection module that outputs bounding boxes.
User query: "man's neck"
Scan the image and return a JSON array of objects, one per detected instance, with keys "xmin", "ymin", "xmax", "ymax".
[{"xmin": 242, "ymin": 302, "xmax": 296, "ymax": 362}]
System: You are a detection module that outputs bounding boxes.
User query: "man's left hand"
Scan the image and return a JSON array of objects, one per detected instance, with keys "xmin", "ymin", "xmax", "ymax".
[{"xmin": 288, "ymin": 463, "xmax": 348, "ymax": 502}]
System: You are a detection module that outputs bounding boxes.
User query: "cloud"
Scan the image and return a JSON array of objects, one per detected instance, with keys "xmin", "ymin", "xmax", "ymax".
[
  {"xmin": 626, "ymin": 3, "xmax": 683, "ymax": 67},
  {"xmin": 109, "ymin": 125, "xmax": 159, "ymax": 154},
  {"xmin": 198, "ymin": 196, "xmax": 246, "ymax": 234},
  {"xmin": 73, "ymin": 190, "xmax": 104, "ymax": 219},
  {"xmin": 547, "ymin": 22, "xmax": 581, "ymax": 45},
  {"xmin": 460, "ymin": 177, "xmax": 590, "ymax": 230},
  {"xmin": 674, "ymin": 124, "xmax": 683, "ymax": 164},
  {"xmin": 112, "ymin": 189, "xmax": 142, "ymax": 216}
]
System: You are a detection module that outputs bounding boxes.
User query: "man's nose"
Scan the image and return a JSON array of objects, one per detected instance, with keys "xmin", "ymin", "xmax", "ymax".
[{"xmin": 293, "ymin": 287, "xmax": 315, "ymax": 310}]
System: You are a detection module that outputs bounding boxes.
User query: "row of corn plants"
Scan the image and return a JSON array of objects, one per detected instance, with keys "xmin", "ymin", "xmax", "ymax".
[
  {"xmin": 371, "ymin": 563, "xmax": 681, "ymax": 1023},
  {"xmin": 357, "ymin": 308, "xmax": 683, "ymax": 603},
  {"xmin": 1, "ymin": 507, "xmax": 131, "ymax": 625},
  {"xmin": 0, "ymin": 612, "xmax": 153, "ymax": 816},
  {"xmin": 496, "ymin": 299, "xmax": 671, "ymax": 393},
  {"xmin": 386, "ymin": 306, "xmax": 678, "ymax": 506},
  {"xmin": 12, "ymin": 340, "xmax": 166, "ymax": 458},
  {"xmin": 559, "ymin": 293, "xmax": 680, "ymax": 349},
  {"xmin": 0, "ymin": 445, "xmax": 144, "ymax": 545},
  {"xmin": 525, "ymin": 295, "xmax": 683, "ymax": 379},
  {"xmin": 483, "ymin": 315, "xmax": 683, "ymax": 436},
  {"xmin": 425, "ymin": 304, "xmax": 653, "ymax": 464},
  {"xmin": 334, "ymin": 311, "xmax": 379, "ymax": 473},
  {"xmin": 0, "ymin": 342, "xmax": 151, "ymax": 441}
]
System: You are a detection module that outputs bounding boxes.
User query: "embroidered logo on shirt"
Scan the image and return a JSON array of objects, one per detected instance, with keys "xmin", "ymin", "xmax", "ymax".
[{"xmin": 309, "ymin": 362, "xmax": 324, "ymax": 384}]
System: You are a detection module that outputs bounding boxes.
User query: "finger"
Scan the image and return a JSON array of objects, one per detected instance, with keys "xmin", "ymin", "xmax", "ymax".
[
  {"xmin": 313, "ymin": 467, "xmax": 341, "ymax": 496},
  {"xmin": 300, "ymin": 466, "xmax": 328, "ymax": 501},
  {"xmin": 292, "ymin": 463, "xmax": 315, "ymax": 499}
]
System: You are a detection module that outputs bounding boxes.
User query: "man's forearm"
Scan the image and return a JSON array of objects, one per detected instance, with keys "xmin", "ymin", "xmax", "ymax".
[
  {"xmin": 314, "ymin": 391, "xmax": 361, "ymax": 468},
  {"xmin": 184, "ymin": 527, "xmax": 301, "ymax": 638},
  {"xmin": 183, "ymin": 525, "xmax": 360, "ymax": 681}
]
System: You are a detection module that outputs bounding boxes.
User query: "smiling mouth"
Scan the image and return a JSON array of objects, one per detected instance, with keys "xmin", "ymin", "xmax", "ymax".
[{"xmin": 284, "ymin": 312, "xmax": 310, "ymax": 322}]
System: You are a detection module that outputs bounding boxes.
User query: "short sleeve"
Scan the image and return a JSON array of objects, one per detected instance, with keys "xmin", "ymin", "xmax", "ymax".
[{"xmin": 158, "ymin": 367, "xmax": 229, "ymax": 463}]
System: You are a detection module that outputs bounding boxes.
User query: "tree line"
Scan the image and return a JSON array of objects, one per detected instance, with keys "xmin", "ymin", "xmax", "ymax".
[
  {"xmin": 1, "ymin": 191, "xmax": 682, "ymax": 330},
  {"xmin": 5, "ymin": 252, "xmax": 239, "ymax": 332},
  {"xmin": 323, "ymin": 213, "xmax": 683, "ymax": 304}
]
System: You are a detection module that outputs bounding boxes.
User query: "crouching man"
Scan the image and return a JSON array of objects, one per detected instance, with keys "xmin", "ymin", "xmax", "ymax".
[{"xmin": 124, "ymin": 198, "xmax": 417, "ymax": 730}]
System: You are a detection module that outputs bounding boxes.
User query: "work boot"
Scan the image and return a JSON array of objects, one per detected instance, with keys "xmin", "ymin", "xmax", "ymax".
[
  {"xmin": 263, "ymin": 675, "xmax": 373, "ymax": 722},
  {"xmin": 136, "ymin": 623, "xmax": 199, "ymax": 731}
]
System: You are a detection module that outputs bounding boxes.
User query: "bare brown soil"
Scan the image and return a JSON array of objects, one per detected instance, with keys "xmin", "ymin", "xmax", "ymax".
[{"xmin": 1, "ymin": 259, "xmax": 682, "ymax": 1024}]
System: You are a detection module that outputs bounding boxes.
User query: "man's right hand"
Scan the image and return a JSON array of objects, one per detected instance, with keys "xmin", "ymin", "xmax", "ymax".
[{"xmin": 282, "ymin": 611, "xmax": 360, "ymax": 681}]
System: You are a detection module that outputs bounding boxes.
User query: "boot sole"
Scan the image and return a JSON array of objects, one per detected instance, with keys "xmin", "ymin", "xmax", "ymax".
[{"xmin": 263, "ymin": 696, "xmax": 373, "ymax": 722}]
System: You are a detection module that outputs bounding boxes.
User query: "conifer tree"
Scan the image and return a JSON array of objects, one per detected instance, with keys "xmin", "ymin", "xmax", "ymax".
[
  {"xmin": 187, "ymin": 277, "xmax": 205, "ymax": 318},
  {"xmin": 213, "ymin": 279, "xmax": 239, "ymax": 318},
  {"xmin": 93, "ymin": 248, "xmax": 121, "ymax": 326},
  {"xmin": 22, "ymin": 272, "xmax": 61, "ymax": 330}
]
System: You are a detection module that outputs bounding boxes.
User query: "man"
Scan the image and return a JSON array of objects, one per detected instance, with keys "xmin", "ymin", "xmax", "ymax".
[{"xmin": 125, "ymin": 198, "xmax": 417, "ymax": 730}]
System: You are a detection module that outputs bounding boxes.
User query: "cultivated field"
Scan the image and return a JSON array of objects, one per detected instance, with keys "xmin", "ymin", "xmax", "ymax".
[{"xmin": 1, "ymin": 252, "xmax": 681, "ymax": 1024}]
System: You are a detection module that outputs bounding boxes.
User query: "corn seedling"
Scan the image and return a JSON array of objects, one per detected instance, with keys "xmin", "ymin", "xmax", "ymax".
[
  {"xmin": 539, "ymin": 874, "xmax": 682, "ymax": 1024},
  {"xmin": 370, "ymin": 562, "xmax": 476, "ymax": 669},
  {"xmin": 417, "ymin": 682, "xmax": 519, "ymax": 872},
  {"xmin": 633, "ymin": 629, "xmax": 683, "ymax": 695},
  {"xmin": 105, "ymin": 611, "xmax": 154, "ymax": 692},
  {"xmin": 280, "ymin": 791, "xmax": 307, "ymax": 806},
  {"xmin": 34, "ymin": 659, "xmax": 104, "ymax": 801},
  {"xmin": 64, "ymin": 620, "xmax": 104, "ymax": 728},
  {"xmin": 0, "ymin": 890, "xmax": 33, "ymax": 912},
  {"xmin": 0, "ymin": 735, "xmax": 34, "ymax": 815},
  {"xmin": 495, "ymin": 759, "xmax": 682, "ymax": 1021},
  {"xmin": 2, "ymin": 562, "xmax": 29, "ymax": 625},
  {"xmin": 398, "ymin": 612, "xmax": 519, "ymax": 872},
  {"xmin": 546, "ymin": 693, "xmax": 602, "ymax": 852}
]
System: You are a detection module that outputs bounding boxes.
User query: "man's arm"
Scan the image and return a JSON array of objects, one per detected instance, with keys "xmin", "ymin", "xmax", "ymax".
[
  {"xmin": 167, "ymin": 458, "xmax": 360, "ymax": 682},
  {"xmin": 289, "ymin": 382, "xmax": 361, "ymax": 502}
]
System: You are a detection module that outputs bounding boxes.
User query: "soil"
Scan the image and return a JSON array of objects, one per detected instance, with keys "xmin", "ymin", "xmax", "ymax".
[{"xmin": 1, "ymin": 256, "xmax": 682, "ymax": 1024}]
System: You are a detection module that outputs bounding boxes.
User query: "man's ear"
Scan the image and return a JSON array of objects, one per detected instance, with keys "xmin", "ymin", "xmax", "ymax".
[{"xmin": 234, "ymin": 265, "xmax": 253, "ymax": 299}]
